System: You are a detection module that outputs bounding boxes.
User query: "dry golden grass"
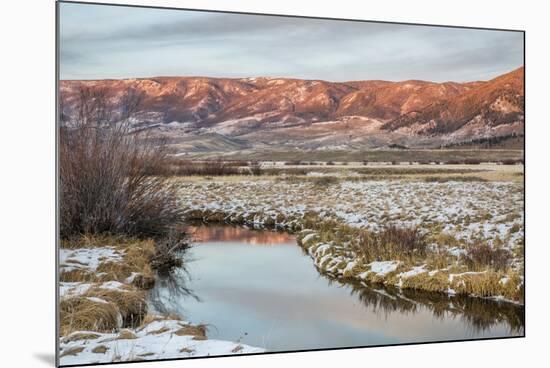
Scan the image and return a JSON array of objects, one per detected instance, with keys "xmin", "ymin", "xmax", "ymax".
[
  {"xmin": 146, "ymin": 326, "xmax": 171, "ymax": 335},
  {"xmin": 173, "ymin": 162, "xmax": 522, "ymax": 183},
  {"xmin": 60, "ymin": 297, "xmax": 120, "ymax": 336},
  {"xmin": 92, "ymin": 345, "xmax": 108, "ymax": 354},
  {"xmin": 426, "ymin": 252, "xmax": 454, "ymax": 270},
  {"xmin": 85, "ymin": 288, "xmax": 147, "ymax": 329},
  {"xmin": 61, "ymin": 234, "xmax": 140, "ymax": 250},
  {"xmin": 60, "ymin": 347, "xmax": 85, "ymax": 358},
  {"xmin": 139, "ymin": 314, "xmax": 180, "ymax": 326},
  {"xmin": 61, "ymin": 332, "xmax": 101, "ymax": 344},
  {"xmin": 138, "ymin": 352, "xmax": 155, "ymax": 357},
  {"xmin": 59, "ymin": 235, "xmax": 154, "ymax": 337},
  {"xmin": 59, "ymin": 269, "xmax": 97, "ymax": 283},
  {"xmin": 96, "ymin": 238, "xmax": 156, "ymax": 284},
  {"xmin": 61, "ymin": 236, "xmax": 156, "ymax": 286},
  {"xmin": 451, "ymin": 271, "xmax": 523, "ymax": 302},
  {"xmin": 401, "ymin": 272, "xmax": 450, "ymax": 292},
  {"xmin": 231, "ymin": 345, "xmax": 244, "ymax": 353},
  {"xmin": 174, "ymin": 324, "xmax": 207, "ymax": 338},
  {"xmin": 116, "ymin": 329, "xmax": 138, "ymax": 340}
]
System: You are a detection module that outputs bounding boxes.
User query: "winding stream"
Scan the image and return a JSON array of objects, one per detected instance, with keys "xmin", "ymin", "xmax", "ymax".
[{"xmin": 148, "ymin": 224, "xmax": 524, "ymax": 351}]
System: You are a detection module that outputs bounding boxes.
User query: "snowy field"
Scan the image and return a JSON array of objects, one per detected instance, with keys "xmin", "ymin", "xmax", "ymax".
[{"xmin": 179, "ymin": 177, "xmax": 524, "ymax": 302}]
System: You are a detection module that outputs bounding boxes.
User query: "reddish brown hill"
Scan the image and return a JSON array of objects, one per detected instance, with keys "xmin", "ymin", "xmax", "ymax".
[
  {"xmin": 60, "ymin": 67, "xmax": 524, "ymax": 146},
  {"xmin": 380, "ymin": 67, "xmax": 524, "ymax": 134}
]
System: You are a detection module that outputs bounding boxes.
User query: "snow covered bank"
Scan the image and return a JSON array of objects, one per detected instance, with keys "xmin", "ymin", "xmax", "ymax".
[
  {"xmin": 59, "ymin": 238, "xmax": 265, "ymax": 365},
  {"xmin": 179, "ymin": 179, "xmax": 524, "ymax": 303},
  {"xmin": 60, "ymin": 317, "xmax": 264, "ymax": 365}
]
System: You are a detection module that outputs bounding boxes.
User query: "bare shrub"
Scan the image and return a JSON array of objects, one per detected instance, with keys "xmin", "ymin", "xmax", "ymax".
[
  {"xmin": 284, "ymin": 160, "xmax": 303, "ymax": 165},
  {"xmin": 424, "ymin": 176, "xmax": 487, "ymax": 183},
  {"xmin": 247, "ymin": 161, "xmax": 262, "ymax": 176},
  {"xmin": 500, "ymin": 159, "xmax": 522, "ymax": 165},
  {"xmin": 462, "ymin": 243, "xmax": 512, "ymax": 271},
  {"xmin": 311, "ymin": 176, "xmax": 339, "ymax": 187},
  {"xmin": 165, "ymin": 159, "xmax": 242, "ymax": 176},
  {"xmin": 59, "ymin": 86, "xmax": 184, "ymax": 238},
  {"xmin": 149, "ymin": 229, "xmax": 190, "ymax": 275},
  {"xmin": 464, "ymin": 159, "xmax": 482, "ymax": 165},
  {"xmin": 445, "ymin": 160, "xmax": 463, "ymax": 165},
  {"xmin": 355, "ymin": 226, "xmax": 428, "ymax": 261}
]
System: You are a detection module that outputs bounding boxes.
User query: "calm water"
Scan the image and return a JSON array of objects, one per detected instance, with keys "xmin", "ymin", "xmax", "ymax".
[{"xmin": 149, "ymin": 225, "xmax": 524, "ymax": 351}]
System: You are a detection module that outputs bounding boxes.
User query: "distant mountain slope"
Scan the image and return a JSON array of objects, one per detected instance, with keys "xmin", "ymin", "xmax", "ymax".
[
  {"xmin": 60, "ymin": 67, "xmax": 524, "ymax": 149},
  {"xmin": 380, "ymin": 67, "xmax": 524, "ymax": 135}
]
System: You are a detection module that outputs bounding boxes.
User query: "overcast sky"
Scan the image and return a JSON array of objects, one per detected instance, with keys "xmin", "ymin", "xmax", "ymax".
[{"xmin": 59, "ymin": 2, "xmax": 523, "ymax": 82}]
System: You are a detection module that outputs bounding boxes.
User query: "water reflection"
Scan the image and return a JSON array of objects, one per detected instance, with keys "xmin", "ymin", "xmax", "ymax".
[
  {"xmin": 341, "ymin": 280, "xmax": 524, "ymax": 334},
  {"xmin": 149, "ymin": 224, "xmax": 523, "ymax": 350},
  {"xmin": 148, "ymin": 254, "xmax": 199, "ymax": 317},
  {"xmin": 187, "ymin": 225, "xmax": 295, "ymax": 245}
]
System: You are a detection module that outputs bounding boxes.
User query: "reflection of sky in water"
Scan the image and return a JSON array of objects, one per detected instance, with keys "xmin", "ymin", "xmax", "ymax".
[{"xmin": 150, "ymin": 226, "xmax": 522, "ymax": 351}]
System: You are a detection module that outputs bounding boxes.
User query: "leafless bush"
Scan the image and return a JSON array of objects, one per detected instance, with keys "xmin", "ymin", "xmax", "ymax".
[
  {"xmin": 59, "ymin": 86, "xmax": 184, "ymax": 238},
  {"xmin": 445, "ymin": 160, "xmax": 463, "ymax": 165},
  {"xmin": 462, "ymin": 243, "xmax": 512, "ymax": 271},
  {"xmin": 150, "ymin": 228, "xmax": 190, "ymax": 275},
  {"xmin": 284, "ymin": 160, "xmax": 303, "ymax": 166},
  {"xmin": 464, "ymin": 159, "xmax": 482, "ymax": 165},
  {"xmin": 247, "ymin": 161, "xmax": 262, "ymax": 176},
  {"xmin": 312, "ymin": 176, "xmax": 340, "ymax": 187},
  {"xmin": 500, "ymin": 159, "xmax": 523, "ymax": 165},
  {"xmin": 354, "ymin": 226, "xmax": 428, "ymax": 261},
  {"xmin": 164, "ymin": 159, "xmax": 242, "ymax": 176}
]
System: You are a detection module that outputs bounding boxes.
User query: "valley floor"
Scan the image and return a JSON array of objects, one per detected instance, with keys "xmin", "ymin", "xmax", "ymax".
[
  {"xmin": 180, "ymin": 164, "xmax": 524, "ymax": 303},
  {"xmin": 58, "ymin": 163, "xmax": 524, "ymax": 364}
]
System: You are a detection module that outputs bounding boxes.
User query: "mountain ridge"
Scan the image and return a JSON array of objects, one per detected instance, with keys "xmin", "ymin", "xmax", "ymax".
[{"xmin": 60, "ymin": 67, "xmax": 524, "ymax": 151}]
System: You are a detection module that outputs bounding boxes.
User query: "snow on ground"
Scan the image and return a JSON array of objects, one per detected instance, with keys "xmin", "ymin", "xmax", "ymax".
[
  {"xmin": 367, "ymin": 261, "xmax": 401, "ymax": 276},
  {"xmin": 59, "ymin": 318, "xmax": 265, "ymax": 365},
  {"xmin": 59, "ymin": 247, "xmax": 130, "ymax": 297},
  {"xmin": 60, "ymin": 282, "xmax": 93, "ymax": 297},
  {"xmin": 60, "ymin": 247, "xmax": 124, "ymax": 273}
]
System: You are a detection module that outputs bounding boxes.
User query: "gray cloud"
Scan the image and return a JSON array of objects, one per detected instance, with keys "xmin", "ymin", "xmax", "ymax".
[{"xmin": 59, "ymin": 2, "xmax": 523, "ymax": 82}]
